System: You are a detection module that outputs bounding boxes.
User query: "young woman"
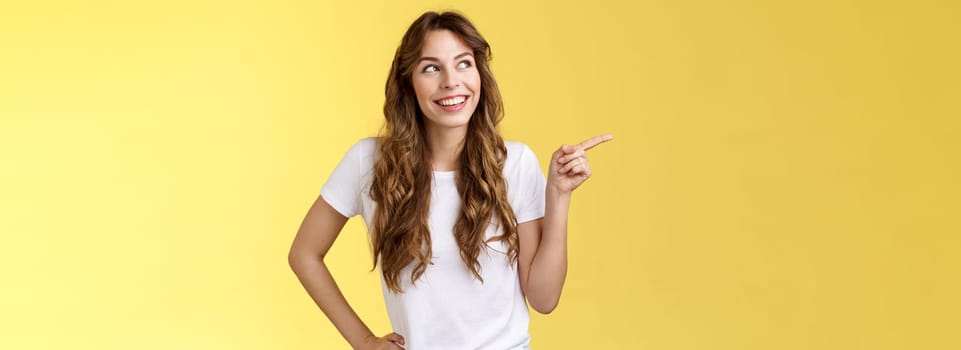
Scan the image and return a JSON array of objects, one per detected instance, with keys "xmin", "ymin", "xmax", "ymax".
[{"xmin": 288, "ymin": 11, "xmax": 612, "ymax": 350}]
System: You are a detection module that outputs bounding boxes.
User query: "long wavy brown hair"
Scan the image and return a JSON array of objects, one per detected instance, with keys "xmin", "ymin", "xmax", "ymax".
[{"xmin": 368, "ymin": 11, "xmax": 519, "ymax": 293}]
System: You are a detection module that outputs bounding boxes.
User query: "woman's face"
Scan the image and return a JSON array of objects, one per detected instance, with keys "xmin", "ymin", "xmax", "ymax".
[{"xmin": 411, "ymin": 29, "xmax": 481, "ymax": 132}]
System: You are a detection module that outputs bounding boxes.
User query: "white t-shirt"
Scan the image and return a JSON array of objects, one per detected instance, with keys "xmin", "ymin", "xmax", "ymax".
[{"xmin": 320, "ymin": 137, "xmax": 546, "ymax": 350}]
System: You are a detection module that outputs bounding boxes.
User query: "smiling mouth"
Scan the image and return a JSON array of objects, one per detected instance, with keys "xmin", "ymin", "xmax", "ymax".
[
  {"xmin": 433, "ymin": 95, "xmax": 469, "ymax": 112},
  {"xmin": 434, "ymin": 95, "xmax": 469, "ymax": 107}
]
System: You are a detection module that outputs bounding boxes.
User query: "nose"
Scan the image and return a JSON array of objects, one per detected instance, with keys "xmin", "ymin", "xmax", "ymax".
[{"xmin": 441, "ymin": 71, "xmax": 460, "ymax": 89}]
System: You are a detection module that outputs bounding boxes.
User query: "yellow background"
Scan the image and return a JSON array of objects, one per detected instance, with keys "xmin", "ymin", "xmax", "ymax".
[{"xmin": 2, "ymin": 0, "xmax": 958, "ymax": 349}]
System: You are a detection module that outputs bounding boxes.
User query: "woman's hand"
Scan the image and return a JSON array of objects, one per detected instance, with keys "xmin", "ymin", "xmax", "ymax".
[
  {"xmin": 357, "ymin": 332, "xmax": 405, "ymax": 349},
  {"xmin": 547, "ymin": 134, "xmax": 614, "ymax": 194}
]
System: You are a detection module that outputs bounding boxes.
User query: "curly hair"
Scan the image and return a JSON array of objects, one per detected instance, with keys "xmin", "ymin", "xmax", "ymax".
[{"xmin": 368, "ymin": 11, "xmax": 519, "ymax": 293}]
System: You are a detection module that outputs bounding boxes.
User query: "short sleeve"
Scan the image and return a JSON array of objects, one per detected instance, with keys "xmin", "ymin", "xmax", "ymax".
[
  {"xmin": 514, "ymin": 144, "xmax": 547, "ymax": 224},
  {"xmin": 319, "ymin": 140, "xmax": 365, "ymax": 218}
]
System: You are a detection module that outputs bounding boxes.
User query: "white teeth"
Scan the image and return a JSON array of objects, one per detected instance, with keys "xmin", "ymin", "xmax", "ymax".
[{"xmin": 437, "ymin": 96, "xmax": 466, "ymax": 106}]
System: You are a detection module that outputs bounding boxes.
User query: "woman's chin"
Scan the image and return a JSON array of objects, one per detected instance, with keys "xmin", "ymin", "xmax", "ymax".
[{"xmin": 425, "ymin": 110, "xmax": 475, "ymax": 129}]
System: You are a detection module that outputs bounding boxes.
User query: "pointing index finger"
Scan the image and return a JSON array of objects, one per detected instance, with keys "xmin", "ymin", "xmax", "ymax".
[{"xmin": 576, "ymin": 133, "xmax": 614, "ymax": 151}]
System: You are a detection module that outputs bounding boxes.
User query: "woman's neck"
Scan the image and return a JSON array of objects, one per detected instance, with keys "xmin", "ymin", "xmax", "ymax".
[{"xmin": 425, "ymin": 124, "xmax": 467, "ymax": 172}]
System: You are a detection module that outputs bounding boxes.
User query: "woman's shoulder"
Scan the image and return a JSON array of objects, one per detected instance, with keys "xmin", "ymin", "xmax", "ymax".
[
  {"xmin": 502, "ymin": 140, "xmax": 538, "ymax": 170},
  {"xmin": 354, "ymin": 136, "xmax": 380, "ymax": 148},
  {"xmin": 334, "ymin": 137, "xmax": 380, "ymax": 174},
  {"xmin": 343, "ymin": 137, "xmax": 381, "ymax": 157},
  {"xmin": 503, "ymin": 139, "xmax": 534, "ymax": 157}
]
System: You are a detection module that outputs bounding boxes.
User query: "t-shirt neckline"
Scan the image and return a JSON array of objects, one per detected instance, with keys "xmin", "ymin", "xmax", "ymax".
[{"xmin": 432, "ymin": 170, "xmax": 455, "ymax": 178}]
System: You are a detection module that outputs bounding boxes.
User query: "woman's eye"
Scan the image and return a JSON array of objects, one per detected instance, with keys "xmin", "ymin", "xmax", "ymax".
[{"xmin": 422, "ymin": 61, "xmax": 471, "ymax": 73}]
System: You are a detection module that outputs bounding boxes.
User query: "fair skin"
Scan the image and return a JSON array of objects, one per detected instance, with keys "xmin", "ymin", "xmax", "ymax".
[
  {"xmin": 412, "ymin": 29, "xmax": 480, "ymax": 171},
  {"xmin": 287, "ymin": 28, "xmax": 613, "ymax": 349}
]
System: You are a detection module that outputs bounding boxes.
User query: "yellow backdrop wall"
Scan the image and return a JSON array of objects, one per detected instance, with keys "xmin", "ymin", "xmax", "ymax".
[{"xmin": 2, "ymin": 0, "xmax": 958, "ymax": 349}]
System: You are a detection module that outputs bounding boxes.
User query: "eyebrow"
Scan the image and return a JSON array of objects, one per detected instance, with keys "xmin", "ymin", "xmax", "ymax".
[{"xmin": 416, "ymin": 52, "xmax": 474, "ymax": 65}]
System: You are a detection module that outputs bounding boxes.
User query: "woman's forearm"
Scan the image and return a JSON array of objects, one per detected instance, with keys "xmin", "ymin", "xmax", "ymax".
[
  {"xmin": 289, "ymin": 254, "xmax": 374, "ymax": 348},
  {"xmin": 527, "ymin": 186, "xmax": 571, "ymax": 313}
]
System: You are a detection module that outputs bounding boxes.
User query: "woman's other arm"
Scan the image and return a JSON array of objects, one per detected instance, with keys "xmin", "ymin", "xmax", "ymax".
[{"xmin": 288, "ymin": 195, "xmax": 404, "ymax": 349}]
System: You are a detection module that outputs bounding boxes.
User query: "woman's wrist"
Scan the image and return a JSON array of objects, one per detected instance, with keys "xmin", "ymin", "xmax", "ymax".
[{"xmin": 547, "ymin": 184, "xmax": 572, "ymax": 201}]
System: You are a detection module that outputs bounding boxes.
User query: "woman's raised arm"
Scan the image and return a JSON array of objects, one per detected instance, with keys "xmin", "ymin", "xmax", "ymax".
[{"xmin": 518, "ymin": 134, "xmax": 613, "ymax": 314}]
